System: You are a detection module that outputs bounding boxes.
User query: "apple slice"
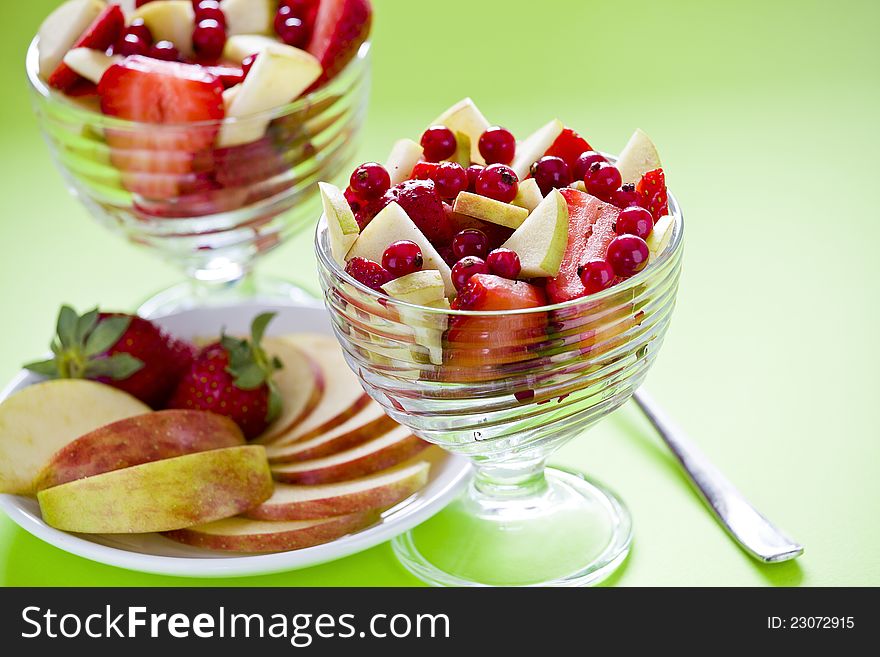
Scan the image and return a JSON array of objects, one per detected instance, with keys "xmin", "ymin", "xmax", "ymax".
[
  {"xmin": 37, "ymin": 0, "xmax": 105, "ymax": 78},
  {"xmin": 267, "ymin": 402, "xmax": 396, "ymax": 462},
  {"xmin": 453, "ymin": 192, "xmax": 529, "ymax": 229},
  {"xmin": 384, "ymin": 138, "xmax": 423, "ymax": 185},
  {"xmin": 221, "ymin": 0, "xmax": 273, "ymax": 36},
  {"xmin": 258, "ymin": 337, "xmax": 325, "ymax": 442},
  {"xmin": 500, "ymin": 188, "xmax": 569, "ymax": 278},
  {"xmin": 647, "ymin": 214, "xmax": 675, "ymax": 262},
  {"xmin": 616, "ymin": 128, "xmax": 662, "ymax": 185},
  {"xmin": 271, "ymin": 427, "xmax": 429, "ymax": 485},
  {"xmin": 34, "ymin": 410, "xmax": 245, "ymax": 491},
  {"xmin": 37, "ymin": 446, "xmax": 273, "ymax": 533},
  {"xmin": 132, "ymin": 0, "xmax": 196, "ymax": 58},
  {"xmin": 0, "ymin": 380, "xmax": 149, "ymax": 495},
  {"xmin": 346, "ymin": 202, "xmax": 455, "ymax": 297},
  {"xmin": 62, "ymin": 48, "xmax": 121, "ymax": 85},
  {"xmin": 431, "ymin": 98, "xmax": 490, "ymax": 165},
  {"xmin": 163, "ymin": 511, "xmax": 376, "ymax": 552},
  {"xmin": 451, "ymin": 131, "xmax": 472, "ymax": 168},
  {"xmin": 223, "ymin": 34, "xmax": 277, "ymax": 63},
  {"xmin": 319, "ymin": 182, "xmax": 360, "ymax": 265},
  {"xmin": 511, "ymin": 118, "xmax": 565, "ymax": 180},
  {"xmin": 570, "ymin": 180, "xmax": 587, "ymax": 193},
  {"xmin": 247, "ymin": 461, "xmax": 430, "ymax": 521},
  {"xmin": 512, "ymin": 177, "xmax": 543, "ymax": 213},
  {"xmin": 257, "ymin": 334, "xmax": 370, "ymax": 445},
  {"xmin": 381, "ymin": 270, "xmax": 445, "ymax": 305}
]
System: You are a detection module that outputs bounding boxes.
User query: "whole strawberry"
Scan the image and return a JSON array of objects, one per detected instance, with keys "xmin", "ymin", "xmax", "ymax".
[
  {"xmin": 25, "ymin": 306, "xmax": 196, "ymax": 407},
  {"xmin": 167, "ymin": 313, "xmax": 283, "ymax": 440}
]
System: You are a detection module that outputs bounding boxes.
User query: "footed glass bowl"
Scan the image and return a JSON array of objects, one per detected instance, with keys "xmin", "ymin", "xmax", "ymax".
[
  {"xmin": 26, "ymin": 39, "xmax": 370, "ymax": 317},
  {"xmin": 315, "ymin": 193, "xmax": 684, "ymax": 586}
]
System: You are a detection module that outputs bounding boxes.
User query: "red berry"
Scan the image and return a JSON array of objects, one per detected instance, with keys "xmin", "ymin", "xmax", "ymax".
[
  {"xmin": 478, "ymin": 126, "xmax": 516, "ymax": 165},
  {"xmin": 451, "ymin": 256, "xmax": 490, "ymax": 291},
  {"xmin": 149, "ymin": 40, "xmax": 180, "ymax": 61},
  {"xmin": 412, "ymin": 161, "xmax": 440, "ymax": 180},
  {"xmin": 275, "ymin": 6, "xmax": 309, "ymax": 47},
  {"xmin": 578, "ymin": 259, "xmax": 615, "ymax": 294},
  {"xmin": 616, "ymin": 206, "xmax": 653, "ymax": 239},
  {"xmin": 193, "ymin": 18, "xmax": 226, "ymax": 60},
  {"xmin": 451, "ymin": 229, "xmax": 489, "ymax": 260},
  {"xmin": 531, "ymin": 156, "xmax": 571, "ymax": 195},
  {"xmin": 636, "ymin": 167, "xmax": 669, "ymax": 221},
  {"xmin": 610, "ymin": 183, "xmax": 641, "ymax": 209},
  {"xmin": 382, "ymin": 240, "xmax": 423, "ymax": 277},
  {"xmin": 466, "ymin": 164, "xmax": 484, "ymax": 192},
  {"xmin": 349, "ymin": 162, "xmax": 391, "ymax": 200},
  {"xmin": 584, "ymin": 161, "xmax": 622, "ymax": 199},
  {"xmin": 606, "ymin": 235, "xmax": 649, "ymax": 278},
  {"xmin": 125, "ymin": 18, "xmax": 152, "ymax": 43},
  {"xmin": 486, "ymin": 248, "xmax": 521, "ymax": 279},
  {"xmin": 432, "ymin": 161, "xmax": 469, "ymax": 199},
  {"xmin": 344, "ymin": 186, "xmax": 362, "ymax": 214},
  {"xmin": 345, "ymin": 257, "xmax": 394, "ymax": 291},
  {"xmin": 420, "ymin": 126, "xmax": 457, "ymax": 162},
  {"xmin": 117, "ymin": 32, "xmax": 150, "ymax": 57},
  {"xmin": 194, "ymin": 1, "xmax": 225, "ymax": 26},
  {"xmin": 475, "ymin": 164, "xmax": 518, "ymax": 203},
  {"xmin": 573, "ymin": 150, "xmax": 606, "ymax": 181},
  {"xmin": 241, "ymin": 53, "xmax": 258, "ymax": 76},
  {"xmin": 380, "ymin": 179, "xmax": 452, "ymax": 245}
]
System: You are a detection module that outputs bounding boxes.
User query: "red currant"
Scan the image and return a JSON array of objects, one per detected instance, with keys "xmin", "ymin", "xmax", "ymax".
[
  {"xmin": 275, "ymin": 7, "xmax": 309, "ymax": 47},
  {"xmin": 432, "ymin": 162, "xmax": 469, "ymax": 199},
  {"xmin": 531, "ymin": 156, "xmax": 571, "ymax": 195},
  {"xmin": 486, "ymin": 248, "xmax": 521, "ymax": 279},
  {"xmin": 349, "ymin": 162, "xmax": 391, "ymax": 200},
  {"xmin": 616, "ymin": 206, "xmax": 653, "ymax": 239},
  {"xmin": 584, "ymin": 162, "xmax": 622, "ymax": 199},
  {"xmin": 451, "ymin": 229, "xmax": 489, "ymax": 260},
  {"xmin": 345, "ymin": 257, "xmax": 394, "ymax": 291},
  {"xmin": 573, "ymin": 151, "xmax": 606, "ymax": 181},
  {"xmin": 478, "ymin": 126, "xmax": 516, "ymax": 165},
  {"xmin": 411, "ymin": 161, "xmax": 439, "ymax": 180},
  {"xmin": 475, "ymin": 164, "xmax": 518, "ymax": 203},
  {"xmin": 194, "ymin": 1, "xmax": 225, "ymax": 26},
  {"xmin": 420, "ymin": 126, "xmax": 457, "ymax": 162},
  {"xmin": 451, "ymin": 278, "xmax": 488, "ymax": 310},
  {"xmin": 606, "ymin": 235, "xmax": 649, "ymax": 278},
  {"xmin": 117, "ymin": 32, "xmax": 150, "ymax": 57},
  {"xmin": 466, "ymin": 164, "xmax": 484, "ymax": 192},
  {"xmin": 125, "ymin": 18, "xmax": 152, "ymax": 43},
  {"xmin": 382, "ymin": 240, "xmax": 424, "ymax": 277},
  {"xmin": 149, "ymin": 40, "xmax": 180, "ymax": 61},
  {"xmin": 451, "ymin": 256, "xmax": 490, "ymax": 291},
  {"xmin": 344, "ymin": 186, "xmax": 362, "ymax": 214},
  {"xmin": 609, "ymin": 183, "xmax": 641, "ymax": 209},
  {"xmin": 193, "ymin": 18, "xmax": 226, "ymax": 60},
  {"xmin": 578, "ymin": 259, "xmax": 615, "ymax": 294}
]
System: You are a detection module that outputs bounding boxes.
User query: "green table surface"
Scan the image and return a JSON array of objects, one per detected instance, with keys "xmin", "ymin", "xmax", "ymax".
[{"xmin": 0, "ymin": 0, "xmax": 877, "ymax": 587}]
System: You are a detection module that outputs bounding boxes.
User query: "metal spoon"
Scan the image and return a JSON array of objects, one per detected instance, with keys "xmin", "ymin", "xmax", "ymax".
[{"xmin": 633, "ymin": 388, "xmax": 804, "ymax": 563}]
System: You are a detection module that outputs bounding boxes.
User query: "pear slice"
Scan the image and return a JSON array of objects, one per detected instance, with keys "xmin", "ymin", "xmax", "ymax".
[
  {"xmin": 381, "ymin": 270, "xmax": 445, "ymax": 305},
  {"xmin": 319, "ymin": 182, "xmax": 360, "ymax": 265},
  {"xmin": 647, "ymin": 214, "xmax": 674, "ymax": 262},
  {"xmin": 500, "ymin": 188, "xmax": 569, "ymax": 278},
  {"xmin": 511, "ymin": 118, "xmax": 564, "ymax": 180},
  {"xmin": 221, "ymin": 0, "xmax": 273, "ymax": 36},
  {"xmin": 616, "ymin": 128, "xmax": 662, "ymax": 184},
  {"xmin": 347, "ymin": 203, "xmax": 455, "ymax": 297},
  {"xmin": 37, "ymin": 0, "xmax": 105, "ymax": 77},
  {"xmin": 512, "ymin": 177, "xmax": 543, "ymax": 212},
  {"xmin": 223, "ymin": 34, "xmax": 277, "ymax": 63},
  {"xmin": 431, "ymin": 98, "xmax": 490, "ymax": 165},
  {"xmin": 62, "ymin": 48, "xmax": 121, "ymax": 84},
  {"xmin": 453, "ymin": 192, "xmax": 528, "ymax": 229},
  {"xmin": 385, "ymin": 138, "xmax": 423, "ymax": 185},
  {"xmin": 133, "ymin": 0, "xmax": 195, "ymax": 58}
]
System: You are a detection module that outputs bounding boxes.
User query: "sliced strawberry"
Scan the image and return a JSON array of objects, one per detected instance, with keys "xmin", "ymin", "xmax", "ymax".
[
  {"xmin": 544, "ymin": 128, "xmax": 594, "ymax": 173},
  {"xmin": 636, "ymin": 167, "xmax": 668, "ymax": 221},
  {"xmin": 65, "ymin": 79, "xmax": 98, "ymax": 97},
  {"xmin": 307, "ymin": 0, "xmax": 372, "ymax": 84},
  {"xmin": 47, "ymin": 4, "xmax": 125, "ymax": 93}
]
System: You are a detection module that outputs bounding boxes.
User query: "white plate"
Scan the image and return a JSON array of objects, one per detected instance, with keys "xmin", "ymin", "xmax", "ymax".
[{"xmin": 0, "ymin": 301, "xmax": 469, "ymax": 578}]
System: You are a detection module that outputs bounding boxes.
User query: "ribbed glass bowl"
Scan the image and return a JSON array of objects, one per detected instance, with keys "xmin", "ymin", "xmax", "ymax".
[
  {"xmin": 315, "ymin": 191, "xmax": 684, "ymax": 586},
  {"xmin": 26, "ymin": 38, "xmax": 370, "ymax": 315}
]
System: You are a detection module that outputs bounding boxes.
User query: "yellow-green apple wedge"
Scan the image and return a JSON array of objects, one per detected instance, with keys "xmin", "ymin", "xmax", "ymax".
[
  {"xmin": 0, "ymin": 380, "xmax": 149, "ymax": 495},
  {"xmin": 347, "ymin": 202, "xmax": 455, "ymax": 297},
  {"xmin": 500, "ymin": 188, "xmax": 569, "ymax": 278},
  {"xmin": 569, "ymin": 179, "xmax": 587, "ymax": 192},
  {"xmin": 647, "ymin": 214, "xmax": 675, "ymax": 262},
  {"xmin": 511, "ymin": 119, "xmax": 565, "ymax": 180},
  {"xmin": 62, "ymin": 48, "xmax": 121, "ymax": 84},
  {"xmin": 271, "ymin": 427, "xmax": 429, "ymax": 484},
  {"xmin": 255, "ymin": 337, "xmax": 325, "ymax": 442},
  {"xmin": 37, "ymin": 446, "xmax": 273, "ymax": 533},
  {"xmin": 319, "ymin": 182, "xmax": 360, "ymax": 265},
  {"xmin": 132, "ymin": 1, "xmax": 196, "ymax": 58},
  {"xmin": 34, "ymin": 410, "xmax": 245, "ymax": 491},
  {"xmin": 512, "ymin": 177, "xmax": 543, "ymax": 213},
  {"xmin": 453, "ymin": 192, "xmax": 529, "ymax": 229},
  {"xmin": 221, "ymin": 0, "xmax": 273, "ymax": 36},
  {"xmin": 616, "ymin": 128, "xmax": 662, "ymax": 185},
  {"xmin": 246, "ymin": 461, "xmax": 430, "ymax": 521},
  {"xmin": 222, "ymin": 34, "xmax": 277, "ymax": 63},
  {"xmin": 163, "ymin": 511, "xmax": 377, "ymax": 552},
  {"xmin": 384, "ymin": 138, "xmax": 423, "ymax": 185},
  {"xmin": 37, "ymin": 0, "xmax": 105, "ymax": 77},
  {"xmin": 218, "ymin": 43, "xmax": 322, "ymax": 147},
  {"xmin": 451, "ymin": 131, "xmax": 472, "ymax": 168},
  {"xmin": 266, "ymin": 402, "xmax": 397, "ymax": 463},
  {"xmin": 408, "ymin": 298, "xmax": 450, "ymax": 366},
  {"xmin": 381, "ymin": 270, "xmax": 446, "ymax": 306},
  {"xmin": 431, "ymin": 98, "xmax": 490, "ymax": 165},
  {"xmin": 256, "ymin": 334, "xmax": 370, "ymax": 445}
]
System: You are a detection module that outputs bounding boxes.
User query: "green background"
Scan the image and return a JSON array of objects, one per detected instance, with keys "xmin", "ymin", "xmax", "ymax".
[{"xmin": 1, "ymin": 0, "xmax": 878, "ymax": 586}]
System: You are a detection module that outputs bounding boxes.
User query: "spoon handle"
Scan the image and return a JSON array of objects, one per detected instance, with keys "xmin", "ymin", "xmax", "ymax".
[{"xmin": 633, "ymin": 388, "xmax": 803, "ymax": 563}]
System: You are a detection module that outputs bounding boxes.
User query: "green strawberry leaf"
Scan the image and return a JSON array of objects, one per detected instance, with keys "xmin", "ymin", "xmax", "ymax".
[
  {"xmin": 84, "ymin": 316, "xmax": 131, "ymax": 356},
  {"xmin": 84, "ymin": 353, "xmax": 144, "ymax": 380},
  {"xmin": 250, "ymin": 312, "xmax": 277, "ymax": 346},
  {"xmin": 74, "ymin": 308, "xmax": 100, "ymax": 345},
  {"xmin": 230, "ymin": 362, "xmax": 267, "ymax": 390},
  {"xmin": 56, "ymin": 305, "xmax": 79, "ymax": 349},
  {"xmin": 266, "ymin": 382, "xmax": 282, "ymax": 423},
  {"xmin": 23, "ymin": 359, "xmax": 60, "ymax": 378}
]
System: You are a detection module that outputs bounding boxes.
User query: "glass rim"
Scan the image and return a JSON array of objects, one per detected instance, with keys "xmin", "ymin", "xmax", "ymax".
[
  {"xmin": 25, "ymin": 37, "xmax": 371, "ymax": 130},
  {"xmin": 315, "ymin": 186, "xmax": 684, "ymax": 317}
]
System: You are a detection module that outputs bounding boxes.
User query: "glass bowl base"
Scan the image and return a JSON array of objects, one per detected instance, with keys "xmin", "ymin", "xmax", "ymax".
[{"xmin": 392, "ymin": 468, "xmax": 632, "ymax": 587}]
